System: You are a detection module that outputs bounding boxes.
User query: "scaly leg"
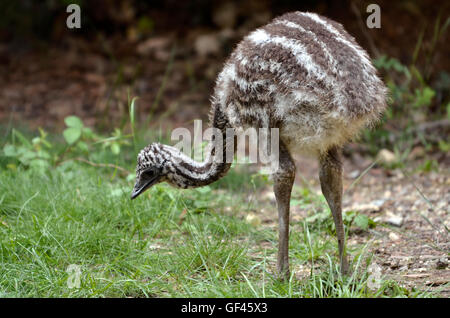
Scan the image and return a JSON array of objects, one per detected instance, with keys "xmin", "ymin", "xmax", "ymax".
[
  {"xmin": 273, "ymin": 142, "xmax": 296, "ymax": 280},
  {"xmin": 319, "ymin": 147, "xmax": 349, "ymax": 275}
]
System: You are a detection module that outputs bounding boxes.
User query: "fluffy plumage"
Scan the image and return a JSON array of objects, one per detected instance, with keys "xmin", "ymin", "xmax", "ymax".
[
  {"xmin": 135, "ymin": 11, "xmax": 387, "ymax": 185},
  {"xmin": 132, "ymin": 11, "xmax": 388, "ymax": 278},
  {"xmin": 216, "ymin": 11, "xmax": 387, "ymax": 155}
]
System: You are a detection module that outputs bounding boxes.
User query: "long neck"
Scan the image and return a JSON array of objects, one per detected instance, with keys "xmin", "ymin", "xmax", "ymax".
[{"xmin": 164, "ymin": 105, "xmax": 233, "ymax": 189}]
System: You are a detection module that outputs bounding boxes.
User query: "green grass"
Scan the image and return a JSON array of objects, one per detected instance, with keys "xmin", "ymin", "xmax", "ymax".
[{"xmin": 0, "ymin": 129, "xmax": 434, "ymax": 298}]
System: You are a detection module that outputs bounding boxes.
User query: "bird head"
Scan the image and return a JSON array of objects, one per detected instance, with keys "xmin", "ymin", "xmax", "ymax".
[{"xmin": 131, "ymin": 143, "xmax": 167, "ymax": 200}]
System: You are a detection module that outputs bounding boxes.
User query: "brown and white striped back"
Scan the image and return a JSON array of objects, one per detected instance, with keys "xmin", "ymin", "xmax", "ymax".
[{"xmin": 213, "ymin": 11, "xmax": 387, "ymax": 155}]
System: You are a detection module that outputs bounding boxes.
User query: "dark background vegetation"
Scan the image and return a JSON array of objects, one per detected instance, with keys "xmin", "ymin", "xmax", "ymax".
[{"xmin": 1, "ymin": 1, "xmax": 449, "ymax": 146}]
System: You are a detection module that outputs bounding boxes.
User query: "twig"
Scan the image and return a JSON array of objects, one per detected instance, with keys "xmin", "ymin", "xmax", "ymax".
[
  {"xmin": 146, "ymin": 43, "xmax": 177, "ymax": 126},
  {"xmin": 345, "ymin": 158, "xmax": 380, "ymax": 193},
  {"xmin": 410, "ymin": 119, "xmax": 450, "ymax": 133},
  {"xmin": 1, "ymin": 104, "xmax": 16, "ymax": 148},
  {"xmin": 59, "ymin": 157, "xmax": 130, "ymax": 175},
  {"xmin": 400, "ymin": 168, "xmax": 449, "ymax": 250},
  {"xmin": 350, "ymin": 1, "xmax": 381, "ymax": 58},
  {"xmin": 390, "ymin": 119, "xmax": 450, "ymax": 144}
]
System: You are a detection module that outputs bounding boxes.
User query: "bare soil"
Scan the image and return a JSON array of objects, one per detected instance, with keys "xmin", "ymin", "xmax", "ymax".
[{"xmin": 255, "ymin": 154, "xmax": 449, "ymax": 297}]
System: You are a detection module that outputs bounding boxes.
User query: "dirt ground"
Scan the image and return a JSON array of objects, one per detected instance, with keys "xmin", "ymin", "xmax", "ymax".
[
  {"xmin": 253, "ymin": 154, "xmax": 449, "ymax": 296},
  {"xmin": 344, "ymin": 168, "xmax": 449, "ymax": 297}
]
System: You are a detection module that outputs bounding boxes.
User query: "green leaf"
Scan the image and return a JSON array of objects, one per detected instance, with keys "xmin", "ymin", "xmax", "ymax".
[
  {"xmin": 17, "ymin": 148, "xmax": 37, "ymax": 164},
  {"xmin": 354, "ymin": 214, "xmax": 369, "ymax": 230},
  {"xmin": 410, "ymin": 65, "xmax": 425, "ymax": 86},
  {"xmin": 438, "ymin": 140, "xmax": 450, "ymax": 152},
  {"xmin": 290, "ymin": 199, "xmax": 303, "ymax": 207},
  {"xmin": 193, "ymin": 201, "xmax": 208, "ymax": 209},
  {"xmin": 64, "ymin": 116, "xmax": 84, "ymax": 129},
  {"xmin": 29, "ymin": 159, "xmax": 50, "ymax": 172},
  {"xmin": 129, "ymin": 97, "xmax": 138, "ymax": 128},
  {"xmin": 37, "ymin": 150, "xmax": 51, "ymax": 160},
  {"xmin": 31, "ymin": 137, "xmax": 40, "ymax": 146},
  {"xmin": 3, "ymin": 144, "xmax": 17, "ymax": 157},
  {"xmin": 111, "ymin": 143, "xmax": 120, "ymax": 155},
  {"xmin": 414, "ymin": 87, "xmax": 435, "ymax": 108},
  {"xmin": 12, "ymin": 129, "xmax": 32, "ymax": 147},
  {"xmin": 63, "ymin": 127, "xmax": 82, "ymax": 145},
  {"xmin": 195, "ymin": 186, "xmax": 211, "ymax": 194},
  {"xmin": 343, "ymin": 210, "xmax": 356, "ymax": 223},
  {"xmin": 77, "ymin": 141, "xmax": 89, "ymax": 152},
  {"xmin": 110, "ymin": 188, "xmax": 125, "ymax": 197},
  {"xmin": 137, "ymin": 16, "xmax": 154, "ymax": 33},
  {"xmin": 82, "ymin": 127, "xmax": 95, "ymax": 139},
  {"xmin": 305, "ymin": 211, "xmax": 329, "ymax": 224}
]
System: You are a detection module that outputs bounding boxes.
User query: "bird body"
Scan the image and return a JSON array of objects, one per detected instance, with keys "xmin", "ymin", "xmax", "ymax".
[
  {"xmin": 215, "ymin": 11, "xmax": 386, "ymax": 155},
  {"xmin": 132, "ymin": 11, "xmax": 388, "ymax": 278}
]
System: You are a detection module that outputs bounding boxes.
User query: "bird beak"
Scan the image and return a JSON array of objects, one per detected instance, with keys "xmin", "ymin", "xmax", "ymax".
[{"xmin": 130, "ymin": 176, "xmax": 159, "ymax": 200}]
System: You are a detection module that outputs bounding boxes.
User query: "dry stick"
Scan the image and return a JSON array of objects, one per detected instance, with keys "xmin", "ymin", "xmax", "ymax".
[
  {"xmin": 380, "ymin": 168, "xmax": 448, "ymax": 254},
  {"xmin": 97, "ymin": 33, "xmax": 122, "ymax": 131},
  {"xmin": 350, "ymin": 1, "xmax": 381, "ymax": 58},
  {"xmin": 379, "ymin": 222, "xmax": 448, "ymax": 254},
  {"xmin": 390, "ymin": 119, "xmax": 450, "ymax": 144},
  {"xmin": 59, "ymin": 157, "xmax": 130, "ymax": 175},
  {"xmin": 345, "ymin": 159, "xmax": 447, "ymax": 253},
  {"xmin": 145, "ymin": 44, "xmax": 177, "ymax": 127},
  {"xmin": 409, "ymin": 119, "xmax": 450, "ymax": 133},
  {"xmin": 345, "ymin": 158, "xmax": 380, "ymax": 193},
  {"xmin": 400, "ymin": 168, "xmax": 448, "ymax": 234},
  {"xmin": 1, "ymin": 104, "xmax": 16, "ymax": 147}
]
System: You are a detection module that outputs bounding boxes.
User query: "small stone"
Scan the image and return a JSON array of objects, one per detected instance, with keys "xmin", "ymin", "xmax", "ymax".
[
  {"xmin": 389, "ymin": 232, "xmax": 400, "ymax": 241},
  {"xmin": 261, "ymin": 190, "xmax": 275, "ymax": 202},
  {"xmin": 213, "ymin": 1, "xmax": 237, "ymax": 29},
  {"xmin": 376, "ymin": 149, "xmax": 397, "ymax": 165},
  {"xmin": 350, "ymin": 202, "xmax": 382, "ymax": 213},
  {"xmin": 373, "ymin": 216, "xmax": 382, "ymax": 222},
  {"xmin": 371, "ymin": 199, "xmax": 386, "ymax": 208},
  {"xmin": 408, "ymin": 146, "xmax": 425, "ymax": 160},
  {"xmin": 436, "ymin": 257, "xmax": 448, "ymax": 270},
  {"xmin": 348, "ymin": 170, "xmax": 360, "ymax": 179},
  {"xmin": 195, "ymin": 34, "xmax": 220, "ymax": 57},
  {"xmin": 245, "ymin": 213, "xmax": 261, "ymax": 227},
  {"xmin": 385, "ymin": 211, "xmax": 403, "ymax": 227},
  {"xmin": 136, "ymin": 37, "xmax": 170, "ymax": 57},
  {"xmin": 148, "ymin": 243, "xmax": 162, "ymax": 250}
]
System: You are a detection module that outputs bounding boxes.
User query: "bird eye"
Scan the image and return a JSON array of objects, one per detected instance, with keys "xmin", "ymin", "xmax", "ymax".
[{"xmin": 142, "ymin": 169, "xmax": 154, "ymax": 179}]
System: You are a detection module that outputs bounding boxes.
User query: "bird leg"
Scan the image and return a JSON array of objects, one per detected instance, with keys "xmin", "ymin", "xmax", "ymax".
[
  {"xmin": 319, "ymin": 147, "xmax": 349, "ymax": 275},
  {"xmin": 273, "ymin": 142, "xmax": 295, "ymax": 280}
]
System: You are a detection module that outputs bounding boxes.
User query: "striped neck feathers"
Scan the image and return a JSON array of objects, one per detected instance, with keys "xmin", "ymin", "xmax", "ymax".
[{"xmin": 135, "ymin": 109, "xmax": 233, "ymax": 190}]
